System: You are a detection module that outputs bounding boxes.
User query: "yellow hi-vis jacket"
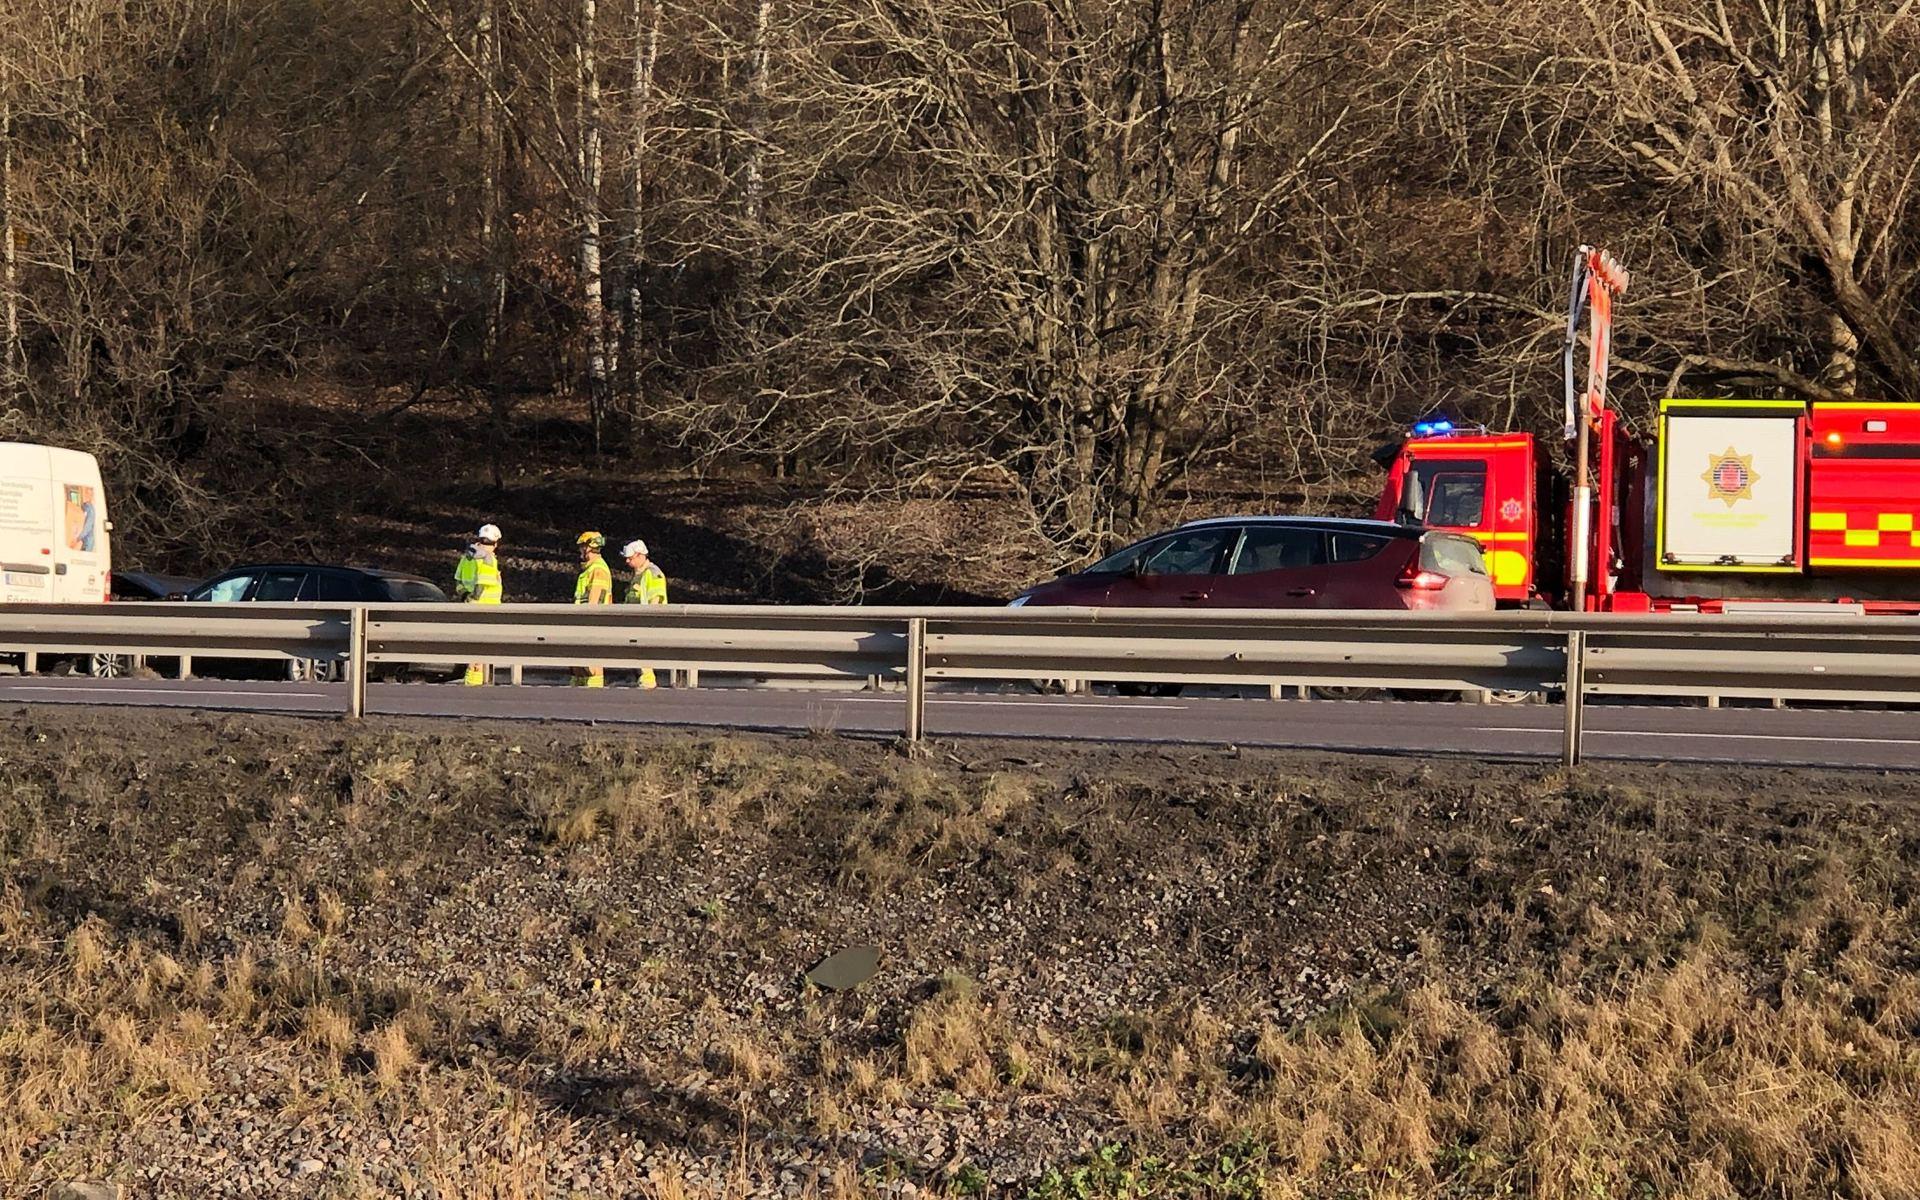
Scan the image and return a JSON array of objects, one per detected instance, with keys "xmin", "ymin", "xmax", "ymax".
[
  {"xmin": 454, "ymin": 549, "xmax": 503, "ymax": 603},
  {"xmin": 625, "ymin": 564, "xmax": 667, "ymax": 605}
]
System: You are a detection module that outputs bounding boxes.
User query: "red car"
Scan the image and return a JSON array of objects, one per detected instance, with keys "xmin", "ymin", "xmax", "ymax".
[{"xmin": 1008, "ymin": 517, "xmax": 1495, "ymax": 611}]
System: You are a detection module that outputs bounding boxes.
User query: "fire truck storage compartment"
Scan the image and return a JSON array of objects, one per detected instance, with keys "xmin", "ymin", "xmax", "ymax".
[
  {"xmin": 1656, "ymin": 400, "xmax": 1803, "ymax": 572},
  {"xmin": 1807, "ymin": 403, "xmax": 1920, "ymax": 569}
]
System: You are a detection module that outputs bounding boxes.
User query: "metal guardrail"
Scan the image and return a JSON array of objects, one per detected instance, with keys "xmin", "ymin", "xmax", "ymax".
[{"xmin": 3, "ymin": 602, "xmax": 1919, "ymax": 763}]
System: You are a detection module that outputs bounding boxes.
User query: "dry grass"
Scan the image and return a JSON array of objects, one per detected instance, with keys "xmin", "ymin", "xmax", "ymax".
[{"xmin": 4, "ymin": 714, "xmax": 1920, "ymax": 1197}]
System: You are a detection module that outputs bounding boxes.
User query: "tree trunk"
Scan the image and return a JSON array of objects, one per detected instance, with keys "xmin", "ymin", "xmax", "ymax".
[
  {"xmin": 577, "ymin": 0, "xmax": 609, "ymax": 451},
  {"xmin": 743, "ymin": 0, "xmax": 769, "ymax": 241},
  {"xmin": 621, "ymin": 0, "xmax": 659, "ymax": 435},
  {"xmin": 0, "ymin": 88, "xmax": 19, "ymax": 411},
  {"xmin": 478, "ymin": 0, "xmax": 510, "ymax": 489}
]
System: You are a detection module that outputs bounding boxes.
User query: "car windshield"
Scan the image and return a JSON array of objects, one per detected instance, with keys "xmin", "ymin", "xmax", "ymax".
[{"xmin": 1421, "ymin": 534, "xmax": 1489, "ymax": 576}]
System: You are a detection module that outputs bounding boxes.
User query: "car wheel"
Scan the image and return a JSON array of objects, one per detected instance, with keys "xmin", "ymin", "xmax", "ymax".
[
  {"xmin": 1482, "ymin": 688, "xmax": 1540, "ymax": 705},
  {"xmin": 89, "ymin": 653, "xmax": 133, "ymax": 679},
  {"xmin": 1114, "ymin": 682, "xmax": 1184, "ymax": 698},
  {"xmin": 1309, "ymin": 685, "xmax": 1381, "ymax": 701},
  {"xmin": 287, "ymin": 658, "xmax": 339, "ymax": 683}
]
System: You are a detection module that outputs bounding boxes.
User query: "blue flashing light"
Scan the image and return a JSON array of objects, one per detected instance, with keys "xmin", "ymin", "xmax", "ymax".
[{"xmin": 1411, "ymin": 419, "xmax": 1455, "ymax": 438}]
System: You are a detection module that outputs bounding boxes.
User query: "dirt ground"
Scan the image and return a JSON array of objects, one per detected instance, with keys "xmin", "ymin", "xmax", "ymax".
[
  {"xmin": 119, "ymin": 377, "xmax": 1375, "ymax": 607},
  {"xmin": 4, "ymin": 710, "xmax": 1919, "ymax": 1199}
]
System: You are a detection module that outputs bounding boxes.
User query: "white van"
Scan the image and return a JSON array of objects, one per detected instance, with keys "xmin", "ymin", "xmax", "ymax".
[{"xmin": 0, "ymin": 442, "xmax": 112, "ymax": 605}]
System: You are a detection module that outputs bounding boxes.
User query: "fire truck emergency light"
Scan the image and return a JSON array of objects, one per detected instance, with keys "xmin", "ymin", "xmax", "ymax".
[{"xmin": 1413, "ymin": 419, "xmax": 1454, "ymax": 437}]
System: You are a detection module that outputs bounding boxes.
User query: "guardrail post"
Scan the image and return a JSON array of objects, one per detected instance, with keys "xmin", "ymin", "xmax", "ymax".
[
  {"xmin": 510, "ymin": 663, "xmax": 524, "ymax": 686},
  {"xmin": 22, "ymin": 651, "xmax": 35, "ymax": 675},
  {"xmin": 1561, "ymin": 630, "xmax": 1587, "ymax": 766},
  {"xmin": 346, "ymin": 607, "xmax": 368, "ymax": 720},
  {"xmin": 178, "ymin": 654, "xmax": 192, "ymax": 681},
  {"xmin": 904, "ymin": 618, "xmax": 927, "ymax": 742}
]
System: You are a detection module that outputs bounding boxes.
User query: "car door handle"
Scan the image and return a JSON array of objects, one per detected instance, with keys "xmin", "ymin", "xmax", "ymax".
[
  {"xmin": 1285, "ymin": 587, "xmax": 1315, "ymax": 597},
  {"xmin": 1179, "ymin": 591, "xmax": 1209, "ymax": 603}
]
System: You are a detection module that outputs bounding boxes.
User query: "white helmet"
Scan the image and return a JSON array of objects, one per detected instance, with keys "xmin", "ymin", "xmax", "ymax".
[
  {"xmin": 477, "ymin": 523, "xmax": 502, "ymax": 542},
  {"xmin": 621, "ymin": 539, "xmax": 648, "ymax": 559}
]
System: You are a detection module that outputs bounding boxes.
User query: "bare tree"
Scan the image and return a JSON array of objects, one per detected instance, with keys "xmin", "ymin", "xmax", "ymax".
[
  {"xmin": 0, "ymin": 79, "xmax": 18, "ymax": 412},
  {"xmin": 1427, "ymin": 0, "xmax": 1920, "ymax": 406},
  {"xmin": 577, "ymin": 0, "xmax": 611, "ymax": 448},
  {"xmin": 619, "ymin": 0, "xmax": 661, "ymax": 419},
  {"xmin": 652, "ymin": 0, "xmax": 1373, "ymax": 554}
]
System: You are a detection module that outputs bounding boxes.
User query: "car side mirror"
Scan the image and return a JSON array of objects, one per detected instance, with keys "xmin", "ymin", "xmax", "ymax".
[{"xmin": 1129, "ymin": 557, "xmax": 1148, "ymax": 578}]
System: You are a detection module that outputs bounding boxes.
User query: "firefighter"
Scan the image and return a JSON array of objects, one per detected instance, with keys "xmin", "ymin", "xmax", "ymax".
[
  {"xmin": 571, "ymin": 531, "xmax": 613, "ymax": 687},
  {"xmin": 453, "ymin": 523, "xmax": 504, "ymax": 686},
  {"xmin": 621, "ymin": 538, "xmax": 667, "ymax": 689}
]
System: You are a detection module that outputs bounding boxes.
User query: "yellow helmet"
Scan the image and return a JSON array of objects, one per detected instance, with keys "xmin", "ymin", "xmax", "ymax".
[{"xmin": 576, "ymin": 531, "xmax": 606, "ymax": 550}]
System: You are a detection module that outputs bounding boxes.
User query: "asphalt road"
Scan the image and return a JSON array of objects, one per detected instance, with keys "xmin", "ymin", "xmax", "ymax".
[{"xmin": 1, "ymin": 675, "xmax": 1916, "ymax": 770}]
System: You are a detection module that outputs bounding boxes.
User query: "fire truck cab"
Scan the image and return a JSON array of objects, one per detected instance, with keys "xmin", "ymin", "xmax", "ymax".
[
  {"xmin": 1372, "ymin": 426, "xmax": 1552, "ymax": 605},
  {"xmin": 1374, "ymin": 400, "xmax": 1920, "ymax": 614}
]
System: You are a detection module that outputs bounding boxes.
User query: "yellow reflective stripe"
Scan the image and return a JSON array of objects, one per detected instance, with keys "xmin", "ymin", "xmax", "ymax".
[
  {"xmin": 1809, "ymin": 512, "xmax": 1848, "ymax": 531},
  {"xmin": 1815, "ymin": 402, "xmax": 1920, "ymax": 410},
  {"xmin": 1661, "ymin": 398, "xmax": 1806, "ymax": 410},
  {"xmin": 1845, "ymin": 530, "xmax": 1881, "ymax": 547},
  {"xmin": 1475, "ymin": 531, "xmax": 1531, "ymax": 543},
  {"xmin": 1879, "ymin": 514, "xmax": 1915, "ymax": 532},
  {"xmin": 1487, "ymin": 549, "xmax": 1530, "ymax": 587},
  {"xmin": 1812, "ymin": 557, "xmax": 1920, "ymax": 568},
  {"xmin": 1411, "ymin": 439, "xmax": 1531, "ymax": 451}
]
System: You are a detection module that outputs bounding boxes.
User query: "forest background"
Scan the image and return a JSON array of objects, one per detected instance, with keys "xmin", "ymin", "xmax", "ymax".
[{"xmin": 1, "ymin": 0, "xmax": 1914, "ymax": 598}]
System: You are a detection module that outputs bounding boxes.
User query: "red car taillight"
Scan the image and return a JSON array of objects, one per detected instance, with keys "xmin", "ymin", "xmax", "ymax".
[{"xmin": 1396, "ymin": 561, "xmax": 1450, "ymax": 591}]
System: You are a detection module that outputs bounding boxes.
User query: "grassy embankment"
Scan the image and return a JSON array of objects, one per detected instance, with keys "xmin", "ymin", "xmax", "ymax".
[{"xmin": 3, "ymin": 711, "xmax": 1917, "ymax": 1197}]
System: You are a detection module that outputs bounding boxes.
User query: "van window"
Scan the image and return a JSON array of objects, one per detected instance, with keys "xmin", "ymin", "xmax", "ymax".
[
  {"xmin": 1232, "ymin": 528, "xmax": 1323, "ymax": 573},
  {"xmin": 1409, "ymin": 459, "xmax": 1488, "ymax": 527}
]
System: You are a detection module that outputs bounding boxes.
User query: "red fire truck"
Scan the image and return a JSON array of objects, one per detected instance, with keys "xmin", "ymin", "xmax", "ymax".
[{"xmin": 1373, "ymin": 247, "xmax": 1920, "ymax": 614}]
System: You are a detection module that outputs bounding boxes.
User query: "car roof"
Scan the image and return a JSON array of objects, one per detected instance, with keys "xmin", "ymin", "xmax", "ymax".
[
  {"xmin": 1172, "ymin": 515, "xmax": 1426, "ymax": 538},
  {"xmin": 206, "ymin": 563, "xmax": 436, "ymax": 585}
]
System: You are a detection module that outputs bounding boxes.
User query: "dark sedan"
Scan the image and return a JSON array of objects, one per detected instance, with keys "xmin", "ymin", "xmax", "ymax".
[{"xmin": 174, "ymin": 564, "xmax": 450, "ymax": 681}]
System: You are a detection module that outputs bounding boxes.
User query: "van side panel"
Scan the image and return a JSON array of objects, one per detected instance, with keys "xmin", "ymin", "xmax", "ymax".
[
  {"xmin": 0, "ymin": 444, "xmax": 58, "ymax": 603},
  {"xmin": 0, "ymin": 443, "xmax": 110, "ymax": 604},
  {"xmin": 47, "ymin": 447, "xmax": 110, "ymax": 602}
]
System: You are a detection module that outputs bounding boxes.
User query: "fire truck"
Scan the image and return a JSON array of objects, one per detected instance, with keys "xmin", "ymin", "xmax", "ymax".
[{"xmin": 1373, "ymin": 247, "xmax": 1920, "ymax": 614}]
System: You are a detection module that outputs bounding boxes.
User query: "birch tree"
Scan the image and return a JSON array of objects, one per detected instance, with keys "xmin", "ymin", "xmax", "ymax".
[
  {"xmin": 619, "ymin": 0, "xmax": 661, "ymax": 419},
  {"xmin": 577, "ymin": 0, "xmax": 611, "ymax": 449}
]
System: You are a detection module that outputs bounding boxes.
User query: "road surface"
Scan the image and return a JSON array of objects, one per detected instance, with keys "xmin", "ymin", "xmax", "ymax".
[{"xmin": 0, "ymin": 675, "xmax": 1915, "ymax": 770}]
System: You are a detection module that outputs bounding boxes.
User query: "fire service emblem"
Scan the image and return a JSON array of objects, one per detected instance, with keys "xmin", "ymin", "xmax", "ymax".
[
  {"xmin": 1701, "ymin": 448, "xmax": 1758, "ymax": 508},
  {"xmin": 1500, "ymin": 498, "xmax": 1524, "ymax": 523}
]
